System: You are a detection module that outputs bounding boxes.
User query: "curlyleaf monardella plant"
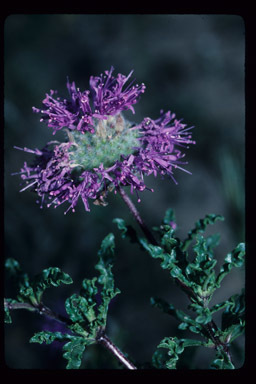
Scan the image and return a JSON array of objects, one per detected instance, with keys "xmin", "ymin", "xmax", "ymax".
[
  {"xmin": 14, "ymin": 67, "xmax": 195, "ymax": 214},
  {"xmin": 7, "ymin": 67, "xmax": 245, "ymax": 369}
]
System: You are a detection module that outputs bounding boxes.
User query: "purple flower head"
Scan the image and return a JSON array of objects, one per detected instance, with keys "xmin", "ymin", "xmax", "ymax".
[
  {"xmin": 90, "ymin": 67, "xmax": 146, "ymax": 117},
  {"xmin": 14, "ymin": 68, "xmax": 195, "ymax": 213},
  {"xmin": 32, "ymin": 66, "xmax": 145, "ymax": 135}
]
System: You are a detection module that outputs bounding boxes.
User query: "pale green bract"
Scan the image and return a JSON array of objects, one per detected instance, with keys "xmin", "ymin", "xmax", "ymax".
[{"xmin": 68, "ymin": 114, "xmax": 140, "ymax": 170}]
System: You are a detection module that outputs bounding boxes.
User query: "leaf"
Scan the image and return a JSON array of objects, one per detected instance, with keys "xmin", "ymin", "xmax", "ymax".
[
  {"xmin": 204, "ymin": 233, "xmax": 221, "ymax": 257},
  {"xmin": 31, "ymin": 331, "xmax": 94, "ymax": 369},
  {"xmin": 63, "ymin": 234, "xmax": 120, "ymax": 340},
  {"xmin": 210, "ymin": 300, "xmax": 234, "ymax": 315},
  {"xmin": 97, "ymin": 233, "xmax": 115, "ymax": 265},
  {"xmin": 211, "ymin": 350, "xmax": 235, "ymax": 369},
  {"xmin": 95, "ymin": 234, "xmax": 119, "ymax": 300},
  {"xmin": 113, "ymin": 218, "xmax": 138, "ymax": 243},
  {"xmin": 63, "ymin": 337, "xmax": 89, "ymax": 369},
  {"xmin": 184, "ymin": 235, "xmax": 218, "ymax": 297},
  {"xmin": 5, "ymin": 258, "xmax": 21, "ymax": 275},
  {"xmin": 5, "ymin": 258, "xmax": 36, "ymax": 304},
  {"xmin": 152, "ymin": 348, "xmax": 169, "ymax": 369},
  {"xmin": 221, "ymin": 290, "xmax": 245, "ymax": 334},
  {"xmin": 215, "ymin": 243, "xmax": 245, "ymax": 287},
  {"xmin": 151, "ymin": 298, "xmax": 205, "ymax": 336},
  {"xmin": 18, "ymin": 285, "xmax": 35, "ymax": 303},
  {"xmin": 151, "ymin": 297, "xmax": 189, "ymax": 321},
  {"xmin": 193, "ymin": 235, "xmax": 217, "ymax": 270},
  {"xmin": 65, "ymin": 293, "xmax": 95, "ymax": 329},
  {"xmin": 4, "ymin": 298, "xmax": 19, "ymax": 323},
  {"xmin": 68, "ymin": 322, "xmax": 90, "ymax": 337},
  {"xmin": 4, "ymin": 307, "xmax": 12, "ymax": 324},
  {"xmin": 157, "ymin": 337, "xmax": 183, "ymax": 369},
  {"xmin": 30, "ymin": 330, "xmax": 71, "ymax": 344},
  {"xmin": 160, "ymin": 227, "xmax": 178, "ymax": 252},
  {"xmin": 222, "ymin": 323, "xmax": 245, "ymax": 344},
  {"xmin": 139, "ymin": 238, "xmax": 176, "ymax": 268},
  {"xmin": 163, "ymin": 208, "xmax": 176, "ymax": 227},
  {"xmin": 96, "ymin": 233, "xmax": 116, "ymax": 285},
  {"xmin": 80, "ymin": 278, "xmax": 98, "ymax": 305},
  {"xmin": 31, "ymin": 330, "xmax": 92, "ymax": 369},
  {"xmin": 95, "ymin": 234, "xmax": 120, "ymax": 327},
  {"xmin": 195, "ymin": 308, "xmax": 212, "ymax": 325},
  {"xmin": 33, "ymin": 267, "xmax": 73, "ymax": 302},
  {"xmin": 182, "ymin": 214, "xmax": 224, "ymax": 251},
  {"xmin": 140, "ymin": 238, "xmax": 194, "ymax": 292},
  {"xmin": 155, "ymin": 221, "xmax": 189, "ymax": 274},
  {"xmin": 157, "ymin": 337, "xmax": 208, "ymax": 369}
]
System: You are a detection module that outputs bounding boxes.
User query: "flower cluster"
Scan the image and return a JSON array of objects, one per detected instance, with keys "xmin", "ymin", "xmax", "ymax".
[
  {"xmin": 14, "ymin": 67, "xmax": 195, "ymax": 213},
  {"xmin": 32, "ymin": 67, "xmax": 145, "ymax": 135}
]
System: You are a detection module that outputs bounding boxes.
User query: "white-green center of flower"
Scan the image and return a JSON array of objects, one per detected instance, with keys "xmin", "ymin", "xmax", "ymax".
[{"xmin": 68, "ymin": 114, "xmax": 140, "ymax": 170}]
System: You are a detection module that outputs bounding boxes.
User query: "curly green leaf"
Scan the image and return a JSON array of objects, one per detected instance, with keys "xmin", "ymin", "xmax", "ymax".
[
  {"xmin": 182, "ymin": 214, "xmax": 224, "ymax": 251},
  {"xmin": 30, "ymin": 330, "xmax": 72, "ymax": 345},
  {"xmin": 4, "ymin": 298, "xmax": 20, "ymax": 323},
  {"xmin": 65, "ymin": 293, "xmax": 96, "ymax": 326},
  {"xmin": 216, "ymin": 243, "xmax": 245, "ymax": 287},
  {"xmin": 33, "ymin": 267, "xmax": 73, "ymax": 303},
  {"xmin": 211, "ymin": 350, "xmax": 235, "ymax": 369},
  {"xmin": 163, "ymin": 208, "xmax": 176, "ymax": 227},
  {"xmin": 113, "ymin": 218, "xmax": 138, "ymax": 243},
  {"xmin": 63, "ymin": 337, "xmax": 90, "ymax": 369},
  {"xmin": 157, "ymin": 337, "xmax": 208, "ymax": 369}
]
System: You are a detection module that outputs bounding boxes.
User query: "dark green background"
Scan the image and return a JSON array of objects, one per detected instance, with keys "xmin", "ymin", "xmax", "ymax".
[{"xmin": 4, "ymin": 14, "xmax": 245, "ymax": 369}]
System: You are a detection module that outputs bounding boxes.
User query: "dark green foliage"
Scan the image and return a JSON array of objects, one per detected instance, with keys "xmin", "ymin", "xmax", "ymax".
[
  {"xmin": 221, "ymin": 289, "xmax": 245, "ymax": 343},
  {"xmin": 5, "ymin": 234, "xmax": 120, "ymax": 369},
  {"xmin": 5, "ymin": 258, "xmax": 36, "ymax": 304},
  {"xmin": 114, "ymin": 209, "xmax": 245, "ymax": 369},
  {"xmin": 112, "ymin": 218, "xmax": 138, "ymax": 243},
  {"xmin": 4, "ymin": 298, "xmax": 20, "ymax": 323},
  {"xmin": 163, "ymin": 208, "xmax": 176, "ymax": 226},
  {"xmin": 30, "ymin": 331, "xmax": 94, "ymax": 369},
  {"xmin": 181, "ymin": 214, "xmax": 225, "ymax": 252},
  {"xmin": 211, "ymin": 350, "xmax": 235, "ymax": 369},
  {"xmin": 5, "ymin": 258, "xmax": 73, "ymax": 314},
  {"xmin": 153, "ymin": 337, "xmax": 210, "ymax": 369},
  {"xmin": 215, "ymin": 243, "xmax": 245, "ymax": 287},
  {"xmin": 150, "ymin": 298, "xmax": 208, "ymax": 337},
  {"xmin": 62, "ymin": 337, "xmax": 90, "ymax": 369},
  {"xmin": 95, "ymin": 233, "xmax": 121, "ymax": 325},
  {"xmin": 33, "ymin": 267, "xmax": 73, "ymax": 303},
  {"xmin": 5, "ymin": 210, "xmax": 245, "ymax": 369},
  {"xmin": 30, "ymin": 330, "xmax": 72, "ymax": 344}
]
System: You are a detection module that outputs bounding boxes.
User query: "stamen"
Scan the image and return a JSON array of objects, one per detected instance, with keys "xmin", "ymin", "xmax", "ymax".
[{"xmin": 19, "ymin": 180, "xmax": 37, "ymax": 192}]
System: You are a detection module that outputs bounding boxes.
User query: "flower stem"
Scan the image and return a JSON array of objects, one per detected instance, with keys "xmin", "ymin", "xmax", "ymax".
[{"xmin": 117, "ymin": 186, "xmax": 158, "ymax": 245}]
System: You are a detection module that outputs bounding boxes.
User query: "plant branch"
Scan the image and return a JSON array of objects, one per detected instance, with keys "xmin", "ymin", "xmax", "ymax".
[
  {"xmin": 5, "ymin": 299, "xmax": 73, "ymax": 325},
  {"xmin": 116, "ymin": 187, "xmax": 232, "ymax": 363},
  {"xmin": 170, "ymin": 283, "xmax": 232, "ymax": 361},
  {"xmin": 203, "ymin": 321, "xmax": 232, "ymax": 362},
  {"xmin": 4, "ymin": 299, "xmax": 137, "ymax": 369},
  {"xmin": 117, "ymin": 186, "xmax": 158, "ymax": 245},
  {"xmin": 96, "ymin": 330, "xmax": 137, "ymax": 370}
]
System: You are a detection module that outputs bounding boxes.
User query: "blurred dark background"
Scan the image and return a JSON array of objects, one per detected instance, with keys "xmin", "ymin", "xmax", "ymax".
[{"xmin": 4, "ymin": 14, "xmax": 245, "ymax": 369}]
